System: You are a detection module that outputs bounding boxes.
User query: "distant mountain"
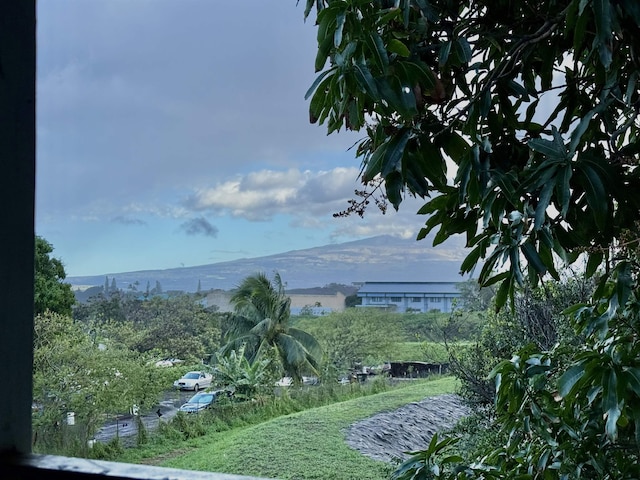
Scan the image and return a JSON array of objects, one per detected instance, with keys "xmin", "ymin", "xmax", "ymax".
[{"xmin": 67, "ymin": 234, "xmax": 471, "ymax": 293}]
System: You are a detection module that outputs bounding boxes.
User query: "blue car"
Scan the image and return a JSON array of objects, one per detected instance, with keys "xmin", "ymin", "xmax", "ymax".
[{"xmin": 179, "ymin": 391, "xmax": 217, "ymax": 413}]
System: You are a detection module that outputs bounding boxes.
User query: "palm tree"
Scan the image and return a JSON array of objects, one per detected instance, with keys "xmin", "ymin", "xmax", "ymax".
[{"xmin": 221, "ymin": 272, "xmax": 322, "ymax": 381}]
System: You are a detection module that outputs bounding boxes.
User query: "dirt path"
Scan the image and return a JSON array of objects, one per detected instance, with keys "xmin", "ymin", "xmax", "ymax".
[{"xmin": 345, "ymin": 393, "xmax": 470, "ymax": 463}]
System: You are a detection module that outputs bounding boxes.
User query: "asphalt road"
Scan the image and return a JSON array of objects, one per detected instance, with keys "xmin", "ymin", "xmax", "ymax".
[{"xmin": 93, "ymin": 389, "xmax": 195, "ymax": 445}]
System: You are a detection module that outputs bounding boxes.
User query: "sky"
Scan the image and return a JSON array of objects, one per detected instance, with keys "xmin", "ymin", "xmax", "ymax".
[{"xmin": 36, "ymin": 1, "xmax": 440, "ymax": 277}]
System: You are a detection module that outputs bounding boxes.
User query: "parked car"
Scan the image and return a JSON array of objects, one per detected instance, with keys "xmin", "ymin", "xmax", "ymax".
[
  {"xmin": 179, "ymin": 391, "xmax": 217, "ymax": 413},
  {"xmin": 302, "ymin": 376, "xmax": 319, "ymax": 385},
  {"xmin": 173, "ymin": 371, "xmax": 212, "ymax": 391},
  {"xmin": 274, "ymin": 377, "xmax": 293, "ymax": 387},
  {"xmin": 274, "ymin": 376, "xmax": 319, "ymax": 387}
]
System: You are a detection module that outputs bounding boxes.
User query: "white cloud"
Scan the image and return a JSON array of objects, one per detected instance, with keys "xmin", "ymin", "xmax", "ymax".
[{"xmin": 184, "ymin": 167, "xmax": 362, "ymax": 221}]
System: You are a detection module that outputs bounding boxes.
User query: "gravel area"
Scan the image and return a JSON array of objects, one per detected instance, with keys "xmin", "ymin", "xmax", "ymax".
[{"xmin": 345, "ymin": 393, "xmax": 471, "ymax": 463}]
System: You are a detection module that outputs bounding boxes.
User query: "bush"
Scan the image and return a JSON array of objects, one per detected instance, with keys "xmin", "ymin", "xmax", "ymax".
[
  {"xmin": 89, "ymin": 437, "xmax": 124, "ymax": 461},
  {"xmin": 135, "ymin": 415, "xmax": 148, "ymax": 446}
]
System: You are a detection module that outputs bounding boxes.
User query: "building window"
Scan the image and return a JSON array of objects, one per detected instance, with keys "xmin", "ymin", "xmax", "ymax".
[
  {"xmin": 411, "ymin": 297, "xmax": 422, "ymax": 302},
  {"xmin": 370, "ymin": 296, "xmax": 384, "ymax": 303},
  {"xmin": 430, "ymin": 297, "xmax": 442, "ymax": 303},
  {"xmin": 390, "ymin": 297, "xmax": 402, "ymax": 302}
]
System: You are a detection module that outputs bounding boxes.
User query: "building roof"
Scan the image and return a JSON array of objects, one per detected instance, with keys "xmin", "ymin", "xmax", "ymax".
[{"xmin": 357, "ymin": 282, "xmax": 461, "ymax": 295}]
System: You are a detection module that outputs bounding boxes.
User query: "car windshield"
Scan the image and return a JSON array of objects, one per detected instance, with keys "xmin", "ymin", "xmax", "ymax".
[
  {"xmin": 183, "ymin": 372, "xmax": 200, "ymax": 379},
  {"xmin": 188, "ymin": 393, "xmax": 214, "ymax": 404}
]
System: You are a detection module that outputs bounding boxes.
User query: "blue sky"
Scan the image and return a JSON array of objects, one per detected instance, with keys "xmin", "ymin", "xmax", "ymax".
[{"xmin": 36, "ymin": 1, "xmax": 436, "ymax": 277}]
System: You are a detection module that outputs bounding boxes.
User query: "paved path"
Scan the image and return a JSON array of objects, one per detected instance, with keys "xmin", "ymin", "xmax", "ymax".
[
  {"xmin": 94, "ymin": 390, "xmax": 193, "ymax": 445},
  {"xmin": 345, "ymin": 393, "xmax": 470, "ymax": 463}
]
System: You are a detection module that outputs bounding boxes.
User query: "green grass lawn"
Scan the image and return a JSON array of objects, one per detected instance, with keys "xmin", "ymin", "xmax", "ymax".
[{"xmin": 150, "ymin": 377, "xmax": 457, "ymax": 480}]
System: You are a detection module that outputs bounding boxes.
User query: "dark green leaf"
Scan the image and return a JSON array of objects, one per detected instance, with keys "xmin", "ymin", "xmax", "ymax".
[
  {"xmin": 577, "ymin": 163, "xmax": 608, "ymax": 230},
  {"xmin": 593, "ymin": 0, "xmax": 613, "ymax": 68},
  {"xmin": 555, "ymin": 165, "xmax": 572, "ymax": 218},
  {"xmin": 315, "ymin": 35, "xmax": 333, "ymax": 72},
  {"xmin": 334, "ymin": 11, "xmax": 345, "ymax": 48},
  {"xmin": 305, "ymin": 67, "xmax": 335, "ymax": 100},
  {"xmin": 439, "ymin": 41, "xmax": 451, "ymax": 66},
  {"xmin": 528, "ymin": 138, "xmax": 566, "ymax": 160},
  {"xmin": 480, "ymin": 89, "xmax": 492, "ymax": 119},
  {"xmin": 381, "ymin": 128, "xmax": 412, "ymax": 177},
  {"xmin": 363, "ymin": 142, "xmax": 390, "ymax": 182},
  {"xmin": 521, "ymin": 242, "xmax": 547, "ymax": 275},
  {"xmin": 402, "ymin": 0, "xmax": 410, "ymax": 27},
  {"xmin": 353, "ymin": 63, "xmax": 380, "ymax": 99},
  {"xmin": 534, "ymin": 181, "xmax": 554, "ymax": 230},
  {"xmin": 603, "ymin": 368, "xmax": 621, "ymax": 440},
  {"xmin": 453, "ymin": 37, "xmax": 472, "ymax": 64},
  {"xmin": 620, "ymin": 0, "xmax": 640, "ymax": 26},
  {"xmin": 558, "ymin": 363, "xmax": 586, "ymax": 398},
  {"xmin": 460, "ymin": 244, "xmax": 484, "ymax": 274},
  {"xmin": 494, "ymin": 275, "xmax": 513, "ymax": 310},
  {"xmin": 385, "ymin": 171, "xmax": 403, "ymax": 209},
  {"xmin": 378, "ymin": 7, "xmax": 402, "ymax": 26},
  {"xmin": 624, "ymin": 367, "xmax": 640, "ymax": 397},
  {"xmin": 365, "ymin": 33, "xmax": 389, "ymax": 73}
]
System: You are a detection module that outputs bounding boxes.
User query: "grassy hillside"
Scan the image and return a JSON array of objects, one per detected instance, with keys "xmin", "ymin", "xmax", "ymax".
[{"xmin": 151, "ymin": 377, "xmax": 457, "ymax": 479}]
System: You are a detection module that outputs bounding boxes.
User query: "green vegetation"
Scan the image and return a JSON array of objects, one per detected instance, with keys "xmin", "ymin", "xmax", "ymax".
[
  {"xmin": 298, "ymin": 308, "xmax": 403, "ymax": 369},
  {"xmin": 120, "ymin": 378, "xmax": 456, "ymax": 480},
  {"xmin": 34, "ymin": 235, "xmax": 75, "ymax": 316},
  {"xmin": 392, "ymin": 341, "xmax": 449, "ymax": 364},
  {"xmin": 73, "ymin": 292, "xmax": 223, "ymax": 364},
  {"xmin": 221, "ymin": 272, "xmax": 322, "ymax": 382},
  {"xmin": 303, "ymin": 0, "xmax": 640, "ymax": 477},
  {"xmin": 32, "ymin": 311, "xmax": 170, "ymax": 455}
]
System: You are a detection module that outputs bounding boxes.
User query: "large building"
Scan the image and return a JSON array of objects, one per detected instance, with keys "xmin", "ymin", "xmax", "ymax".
[
  {"xmin": 204, "ymin": 290, "xmax": 345, "ymax": 315},
  {"xmin": 356, "ymin": 281, "xmax": 462, "ymax": 313}
]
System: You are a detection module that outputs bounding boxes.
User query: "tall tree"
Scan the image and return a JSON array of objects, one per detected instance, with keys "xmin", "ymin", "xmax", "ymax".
[
  {"xmin": 34, "ymin": 236, "xmax": 75, "ymax": 316},
  {"xmin": 222, "ymin": 272, "xmax": 322, "ymax": 381},
  {"xmin": 303, "ymin": 0, "xmax": 640, "ymax": 306},
  {"xmin": 303, "ymin": 1, "xmax": 640, "ymax": 477},
  {"xmin": 302, "ymin": 308, "xmax": 402, "ymax": 369}
]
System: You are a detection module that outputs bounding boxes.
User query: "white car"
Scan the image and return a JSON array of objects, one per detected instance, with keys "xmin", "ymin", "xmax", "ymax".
[
  {"xmin": 173, "ymin": 371, "xmax": 212, "ymax": 391},
  {"xmin": 275, "ymin": 377, "xmax": 293, "ymax": 387}
]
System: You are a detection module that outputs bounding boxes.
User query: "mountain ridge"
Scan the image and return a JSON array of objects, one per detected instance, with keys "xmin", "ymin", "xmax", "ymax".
[{"xmin": 67, "ymin": 234, "xmax": 470, "ymax": 293}]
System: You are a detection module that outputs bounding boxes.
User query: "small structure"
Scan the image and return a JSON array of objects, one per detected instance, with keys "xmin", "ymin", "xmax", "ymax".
[
  {"xmin": 356, "ymin": 281, "xmax": 462, "ymax": 313},
  {"xmin": 388, "ymin": 361, "xmax": 449, "ymax": 378},
  {"xmin": 288, "ymin": 292, "xmax": 346, "ymax": 315},
  {"xmin": 205, "ymin": 290, "xmax": 346, "ymax": 315}
]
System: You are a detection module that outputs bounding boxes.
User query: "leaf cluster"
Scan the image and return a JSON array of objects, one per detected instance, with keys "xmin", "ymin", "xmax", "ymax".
[
  {"xmin": 304, "ymin": 0, "xmax": 640, "ymax": 309},
  {"xmin": 33, "ymin": 312, "xmax": 166, "ymax": 451},
  {"xmin": 221, "ymin": 272, "xmax": 323, "ymax": 382},
  {"xmin": 34, "ymin": 236, "xmax": 75, "ymax": 316}
]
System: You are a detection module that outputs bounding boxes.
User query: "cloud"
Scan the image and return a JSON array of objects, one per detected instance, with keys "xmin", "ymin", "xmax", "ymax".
[
  {"xmin": 111, "ymin": 215, "xmax": 146, "ymax": 226},
  {"xmin": 179, "ymin": 217, "xmax": 219, "ymax": 238},
  {"xmin": 184, "ymin": 167, "xmax": 361, "ymax": 221},
  {"xmin": 36, "ymin": 1, "xmax": 360, "ymax": 224}
]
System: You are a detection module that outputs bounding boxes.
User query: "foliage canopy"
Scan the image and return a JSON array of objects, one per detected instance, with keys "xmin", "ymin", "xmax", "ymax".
[
  {"xmin": 222, "ymin": 272, "xmax": 323, "ymax": 381},
  {"xmin": 302, "ymin": 0, "xmax": 640, "ymax": 477},
  {"xmin": 303, "ymin": 0, "xmax": 640, "ymax": 307},
  {"xmin": 34, "ymin": 235, "xmax": 75, "ymax": 316}
]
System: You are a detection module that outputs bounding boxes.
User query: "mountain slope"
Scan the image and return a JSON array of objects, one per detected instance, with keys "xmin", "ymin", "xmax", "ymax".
[{"xmin": 67, "ymin": 234, "xmax": 470, "ymax": 293}]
